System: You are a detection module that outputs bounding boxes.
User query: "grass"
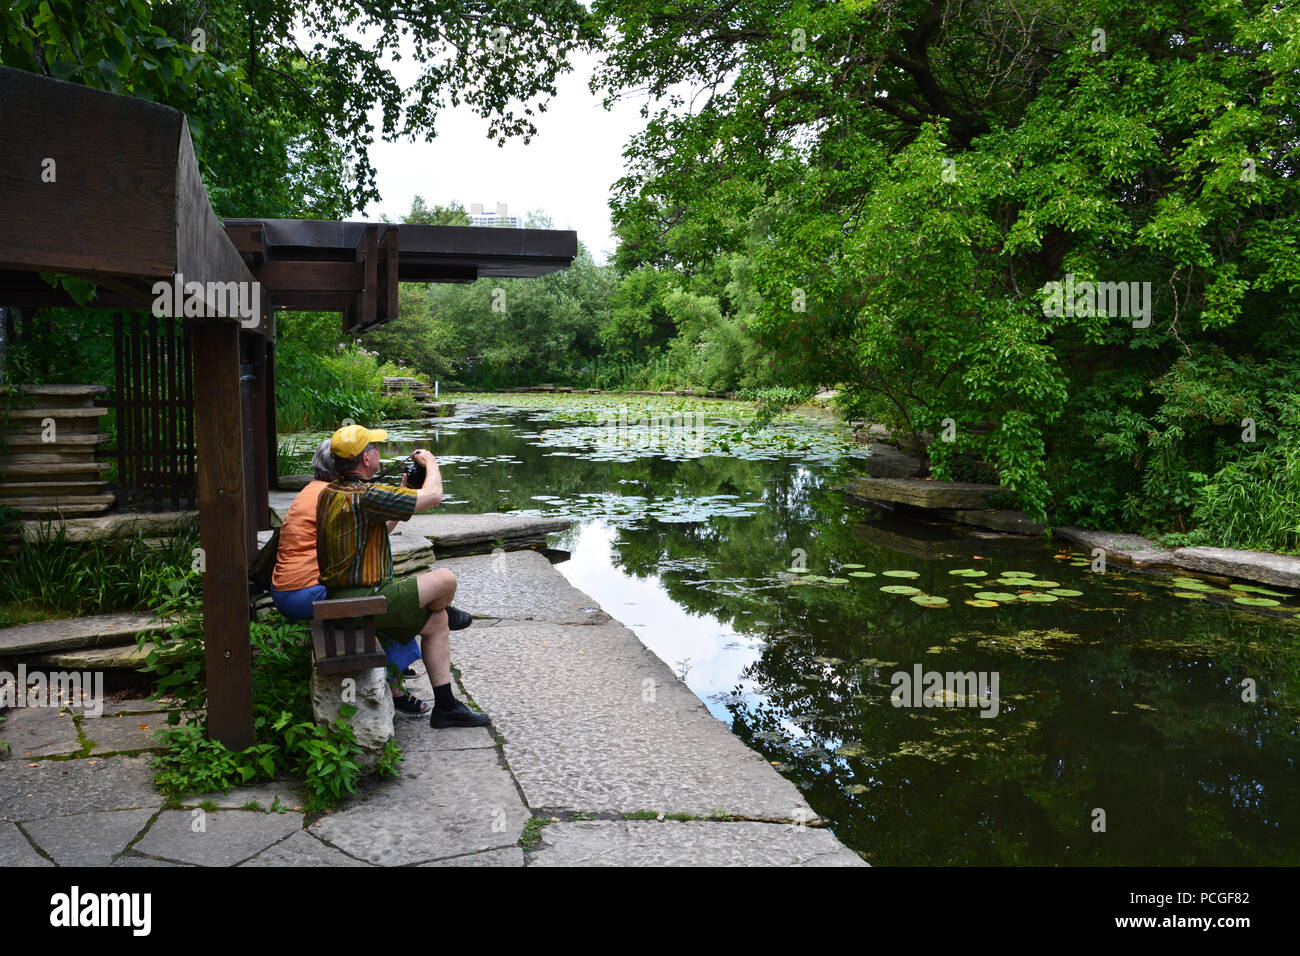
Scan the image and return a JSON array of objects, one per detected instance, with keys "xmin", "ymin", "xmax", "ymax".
[
  {"xmin": 0, "ymin": 518, "xmax": 201, "ymax": 627},
  {"xmin": 519, "ymin": 816, "xmax": 551, "ymax": 850}
]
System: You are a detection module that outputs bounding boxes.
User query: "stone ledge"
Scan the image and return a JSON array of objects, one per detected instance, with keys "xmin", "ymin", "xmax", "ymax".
[
  {"xmin": 846, "ymin": 476, "xmax": 1004, "ymax": 510},
  {"xmin": 1171, "ymin": 546, "xmax": 1300, "ymax": 590},
  {"xmin": 1053, "ymin": 527, "xmax": 1178, "ymax": 567}
]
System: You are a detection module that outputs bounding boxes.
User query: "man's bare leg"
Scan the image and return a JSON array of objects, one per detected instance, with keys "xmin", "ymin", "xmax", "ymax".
[{"xmin": 416, "ymin": 568, "xmax": 457, "ymax": 689}]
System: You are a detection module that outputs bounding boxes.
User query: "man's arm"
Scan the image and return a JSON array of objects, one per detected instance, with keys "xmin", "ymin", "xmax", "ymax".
[{"xmin": 411, "ymin": 449, "xmax": 442, "ymax": 512}]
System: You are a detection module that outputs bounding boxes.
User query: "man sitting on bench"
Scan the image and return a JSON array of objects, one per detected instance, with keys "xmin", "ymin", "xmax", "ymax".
[{"xmin": 317, "ymin": 424, "xmax": 489, "ymax": 728}]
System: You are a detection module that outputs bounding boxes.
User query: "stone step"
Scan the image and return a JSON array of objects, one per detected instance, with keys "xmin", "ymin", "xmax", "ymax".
[
  {"xmin": 29, "ymin": 641, "xmax": 160, "ymax": 671},
  {"xmin": 2, "ymin": 433, "xmax": 110, "ymax": 447},
  {"xmin": 846, "ymin": 476, "xmax": 1006, "ymax": 510},
  {"xmin": 17, "ymin": 510, "xmax": 197, "ymax": 542},
  {"xmin": 0, "ymin": 612, "xmax": 175, "ymax": 658},
  {"xmin": 4, "ymin": 406, "xmax": 110, "ymax": 419},
  {"xmin": 7, "ymin": 501, "xmax": 115, "ymax": 516},
  {"xmin": 0, "ymin": 461, "xmax": 110, "ymax": 477},
  {"xmin": 0, "ymin": 384, "xmax": 110, "ymax": 398},
  {"xmin": 2, "ymin": 493, "xmax": 117, "ymax": 509},
  {"xmin": 0, "ymin": 481, "xmax": 109, "ymax": 497}
]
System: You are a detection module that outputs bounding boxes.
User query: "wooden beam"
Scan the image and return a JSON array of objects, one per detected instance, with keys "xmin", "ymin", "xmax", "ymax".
[
  {"xmin": 191, "ymin": 320, "xmax": 254, "ymax": 750},
  {"xmin": 254, "ymin": 260, "xmax": 365, "ymax": 293}
]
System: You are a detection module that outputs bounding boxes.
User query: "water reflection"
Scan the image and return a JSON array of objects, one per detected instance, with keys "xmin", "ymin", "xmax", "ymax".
[{"xmin": 346, "ymin": 398, "xmax": 1300, "ymax": 865}]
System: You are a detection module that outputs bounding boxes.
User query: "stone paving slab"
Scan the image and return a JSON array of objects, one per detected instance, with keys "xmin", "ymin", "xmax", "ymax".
[
  {"xmin": 132, "ymin": 809, "xmax": 304, "ymax": 866},
  {"xmin": 393, "ymin": 719, "xmax": 497, "ymax": 753},
  {"xmin": 185, "ymin": 780, "xmax": 305, "ymax": 812},
  {"xmin": 241, "ymin": 830, "xmax": 372, "ymax": 867},
  {"xmin": 1172, "ymin": 546, "xmax": 1300, "ymax": 590},
  {"xmin": 0, "ymin": 705, "xmax": 83, "ymax": 757},
  {"xmin": 0, "ymin": 819, "xmax": 51, "ymax": 866},
  {"xmin": 451, "ymin": 622, "xmax": 819, "ymax": 820},
  {"xmin": 0, "ymin": 755, "xmax": 161, "ymax": 821},
  {"xmin": 440, "ymin": 550, "xmax": 613, "ymax": 625},
  {"xmin": 1054, "ymin": 527, "xmax": 1178, "ymax": 567},
  {"xmin": 529, "ymin": 820, "xmax": 867, "ymax": 867},
  {"xmin": 24, "ymin": 809, "xmax": 156, "ymax": 866},
  {"xmin": 80, "ymin": 714, "xmax": 166, "ymax": 753},
  {"xmin": 0, "ymin": 612, "xmax": 171, "ymax": 656},
  {"xmin": 314, "ymin": 746, "xmax": 528, "ymax": 866},
  {"xmin": 423, "ymin": 845, "xmax": 524, "ymax": 867},
  {"xmin": 100, "ymin": 695, "xmax": 179, "ymax": 716},
  {"xmin": 112, "ymin": 854, "xmax": 194, "ymax": 867},
  {"xmin": 31, "ymin": 641, "xmax": 158, "ymax": 671}
]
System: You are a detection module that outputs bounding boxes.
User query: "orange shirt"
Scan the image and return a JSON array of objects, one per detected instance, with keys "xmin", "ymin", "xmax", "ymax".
[{"xmin": 271, "ymin": 480, "xmax": 329, "ymax": 591}]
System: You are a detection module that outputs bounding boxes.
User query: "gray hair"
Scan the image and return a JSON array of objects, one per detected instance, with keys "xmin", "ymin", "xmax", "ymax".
[
  {"xmin": 311, "ymin": 439, "xmax": 337, "ymax": 482},
  {"xmin": 332, "ymin": 442, "xmax": 376, "ymax": 476}
]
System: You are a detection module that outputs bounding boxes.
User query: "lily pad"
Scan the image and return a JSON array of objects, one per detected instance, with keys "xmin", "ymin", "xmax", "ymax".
[
  {"xmin": 1233, "ymin": 596, "xmax": 1281, "ymax": 607},
  {"xmin": 965, "ymin": 599, "xmax": 999, "ymax": 607},
  {"xmin": 1020, "ymin": 580, "xmax": 1062, "ymax": 588},
  {"xmin": 910, "ymin": 594, "xmax": 949, "ymax": 607},
  {"xmin": 1229, "ymin": 584, "xmax": 1289, "ymax": 597},
  {"xmin": 1020, "ymin": 592, "xmax": 1059, "ymax": 602},
  {"xmin": 848, "ymin": 571, "xmax": 877, "ymax": 578},
  {"xmin": 1173, "ymin": 591, "xmax": 1208, "ymax": 600},
  {"xmin": 882, "ymin": 570, "xmax": 921, "ymax": 578},
  {"xmin": 1001, "ymin": 571, "xmax": 1036, "ymax": 579},
  {"xmin": 974, "ymin": 592, "xmax": 1019, "ymax": 602},
  {"xmin": 1049, "ymin": 588, "xmax": 1084, "ymax": 597},
  {"xmin": 948, "ymin": 569, "xmax": 987, "ymax": 577},
  {"xmin": 1170, "ymin": 578, "xmax": 1216, "ymax": 591},
  {"xmin": 881, "ymin": 584, "xmax": 923, "ymax": 595},
  {"xmin": 786, "ymin": 567, "xmax": 812, "ymax": 574},
  {"xmin": 841, "ymin": 563, "xmax": 867, "ymax": 570},
  {"xmin": 821, "ymin": 577, "xmax": 850, "ymax": 585}
]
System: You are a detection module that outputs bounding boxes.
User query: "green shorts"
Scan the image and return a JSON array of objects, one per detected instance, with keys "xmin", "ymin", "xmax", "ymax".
[{"xmin": 327, "ymin": 576, "xmax": 429, "ymax": 647}]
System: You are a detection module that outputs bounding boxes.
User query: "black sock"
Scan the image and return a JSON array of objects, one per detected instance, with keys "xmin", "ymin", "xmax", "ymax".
[{"xmin": 433, "ymin": 682, "xmax": 456, "ymax": 710}]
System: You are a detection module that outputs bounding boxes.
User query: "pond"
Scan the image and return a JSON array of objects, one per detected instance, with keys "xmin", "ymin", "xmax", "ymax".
[{"xmin": 310, "ymin": 393, "xmax": 1300, "ymax": 865}]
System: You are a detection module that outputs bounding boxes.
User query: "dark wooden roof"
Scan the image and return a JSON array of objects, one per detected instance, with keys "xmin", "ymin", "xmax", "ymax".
[{"xmin": 0, "ymin": 65, "xmax": 262, "ymax": 330}]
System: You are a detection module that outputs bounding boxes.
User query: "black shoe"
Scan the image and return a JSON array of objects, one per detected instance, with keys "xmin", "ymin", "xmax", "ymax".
[
  {"xmin": 445, "ymin": 605, "xmax": 474, "ymax": 630},
  {"xmin": 429, "ymin": 700, "xmax": 490, "ymax": 728},
  {"xmin": 393, "ymin": 694, "xmax": 430, "ymax": 718}
]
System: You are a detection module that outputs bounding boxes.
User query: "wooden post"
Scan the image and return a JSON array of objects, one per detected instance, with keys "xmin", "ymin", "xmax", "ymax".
[{"xmin": 191, "ymin": 319, "xmax": 254, "ymax": 750}]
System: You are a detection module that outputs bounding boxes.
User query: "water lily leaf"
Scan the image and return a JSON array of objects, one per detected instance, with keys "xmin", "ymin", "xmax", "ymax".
[
  {"xmin": 1229, "ymin": 584, "xmax": 1289, "ymax": 597},
  {"xmin": 965, "ymin": 599, "xmax": 999, "ymax": 607},
  {"xmin": 1049, "ymin": 588, "xmax": 1083, "ymax": 597},
  {"xmin": 848, "ymin": 571, "xmax": 877, "ymax": 578},
  {"xmin": 1020, "ymin": 580, "xmax": 1061, "ymax": 588},
  {"xmin": 1020, "ymin": 592, "xmax": 1059, "ymax": 603},
  {"xmin": 786, "ymin": 567, "xmax": 812, "ymax": 574},
  {"xmin": 822, "ymin": 577, "xmax": 850, "ymax": 585},
  {"xmin": 882, "ymin": 570, "xmax": 921, "ymax": 578},
  {"xmin": 1001, "ymin": 571, "xmax": 1036, "ymax": 579},
  {"xmin": 880, "ymin": 584, "xmax": 923, "ymax": 595},
  {"xmin": 1173, "ymin": 591, "xmax": 1207, "ymax": 600},
  {"xmin": 974, "ymin": 592, "xmax": 1019, "ymax": 602},
  {"xmin": 841, "ymin": 563, "xmax": 867, "ymax": 570},
  {"xmin": 948, "ymin": 568, "xmax": 987, "ymax": 577},
  {"xmin": 910, "ymin": 594, "xmax": 949, "ymax": 607},
  {"xmin": 1234, "ymin": 596, "xmax": 1281, "ymax": 607}
]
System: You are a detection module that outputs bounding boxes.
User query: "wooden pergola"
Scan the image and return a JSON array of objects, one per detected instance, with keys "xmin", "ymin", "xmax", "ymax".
[{"xmin": 0, "ymin": 66, "xmax": 577, "ymax": 747}]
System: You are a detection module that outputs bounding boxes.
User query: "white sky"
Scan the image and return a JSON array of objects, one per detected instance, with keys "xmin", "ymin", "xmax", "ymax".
[{"xmin": 359, "ymin": 45, "xmax": 652, "ymax": 265}]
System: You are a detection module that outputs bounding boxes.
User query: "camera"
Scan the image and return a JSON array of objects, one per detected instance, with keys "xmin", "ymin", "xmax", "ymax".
[{"xmin": 403, "ymin": 455, "xmax": 426, "ymax": 488}]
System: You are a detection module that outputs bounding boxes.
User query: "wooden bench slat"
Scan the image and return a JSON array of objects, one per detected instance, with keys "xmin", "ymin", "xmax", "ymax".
[{"xmin": 311, "ymin": 596, "xmax": 387, "ymax": 619}]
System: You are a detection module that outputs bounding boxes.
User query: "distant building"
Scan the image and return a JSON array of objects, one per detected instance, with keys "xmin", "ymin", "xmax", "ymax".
[{"xmin": 468, "ymin": 202, "xmax": 523, "ymax": 228}]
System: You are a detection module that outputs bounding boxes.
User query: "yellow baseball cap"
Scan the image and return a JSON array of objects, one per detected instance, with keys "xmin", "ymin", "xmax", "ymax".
[{"xmin": 329, "ymin": 424, "xmax": 388, "ymax": 458}]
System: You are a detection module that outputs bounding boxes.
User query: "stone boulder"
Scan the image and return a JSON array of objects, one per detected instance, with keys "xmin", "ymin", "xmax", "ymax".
[{"xmin": 310, "ymin": 663, "xmax": 393, "ymax": 768}]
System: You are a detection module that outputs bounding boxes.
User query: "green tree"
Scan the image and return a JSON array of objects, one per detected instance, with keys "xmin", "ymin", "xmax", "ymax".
[{"xmin": 593, "ymin": 0, "xmax": 1300, "ymax": 526}]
